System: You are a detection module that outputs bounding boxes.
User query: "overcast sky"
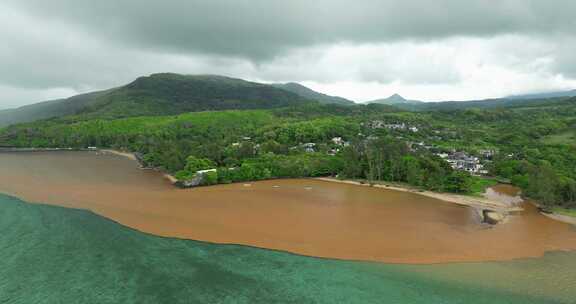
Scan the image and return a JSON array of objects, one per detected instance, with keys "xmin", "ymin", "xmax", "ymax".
[{"xmin": 1, "ymin": 0, "xmax": 576, "ymax": 108}]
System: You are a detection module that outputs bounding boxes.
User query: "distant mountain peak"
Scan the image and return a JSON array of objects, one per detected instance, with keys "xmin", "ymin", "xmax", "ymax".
[
  {"xmin": 387, "ymin": 94, "xmax": 406, "ymax": 102},
  {"xmin": 365, "ymin": 94, "xmax": 422, "ymax": 108},
  {"xmin": 283, "ymin": 82, "xmax": 306, "ymax": 88}
]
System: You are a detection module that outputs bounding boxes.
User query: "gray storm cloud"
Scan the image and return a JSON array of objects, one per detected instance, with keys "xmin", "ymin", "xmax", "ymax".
[
  {"xmin": 1, "ymin": 0, "xmax": 576, "ymax": 106},
  {"xmin": 6, "ymin": 0, "xmax": 576, "ymax": 59}
]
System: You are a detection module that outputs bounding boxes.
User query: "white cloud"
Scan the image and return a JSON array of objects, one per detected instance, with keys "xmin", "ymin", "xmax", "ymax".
[
  {"xmin": 255, "ymin": 36, "xmax": 576, "ymax": 101},
  {"xmin": 0, "ymin": 85, "xmax": 78, "ymax": 109}
]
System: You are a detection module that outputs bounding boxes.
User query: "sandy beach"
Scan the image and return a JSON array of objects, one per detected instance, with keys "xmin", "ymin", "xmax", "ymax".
[
  {"xmin": 100, "ymin": 149, "xmax": 138, "ymax": 161},
  {"xmin": 314, "ymin": 177, "xmax": 521, "ymax": 212},
  {"xmin": 101, "ymin": 149, "xmax": 178, "ymax": 184},
  {"xmin": 542, "ymin": 212, "xmax": 576, "ymax": 226}
]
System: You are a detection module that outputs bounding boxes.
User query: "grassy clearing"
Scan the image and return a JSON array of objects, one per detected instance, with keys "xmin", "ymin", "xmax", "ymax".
[
  {"xmin": 469, "ymin": 177, "xmax": 498, "ymax": 196},
  {"xmin": 552, "ymin": 207, "xmax": 576, "ymax": 217}
]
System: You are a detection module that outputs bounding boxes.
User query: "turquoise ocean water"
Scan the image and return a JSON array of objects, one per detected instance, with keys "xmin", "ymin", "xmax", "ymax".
[{"xmin": 1, "ymin": 194, "xmax": 575, "ymax": 304}]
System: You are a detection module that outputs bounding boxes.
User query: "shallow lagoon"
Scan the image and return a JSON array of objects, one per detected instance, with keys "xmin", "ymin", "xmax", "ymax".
[{"xmin": 1, "ymin": 194, "xmax": 575, "ymax": 303}]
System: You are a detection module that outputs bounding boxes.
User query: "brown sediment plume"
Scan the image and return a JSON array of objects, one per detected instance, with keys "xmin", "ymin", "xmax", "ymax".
[{"xmin": 1, "ymin": 151, "xmax": 575, "ymax": 264}]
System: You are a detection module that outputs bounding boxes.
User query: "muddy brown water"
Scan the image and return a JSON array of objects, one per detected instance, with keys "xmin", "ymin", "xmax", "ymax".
[{"xmin": 1, "ymin": 151, "xmax": 575, "ymax": 264}]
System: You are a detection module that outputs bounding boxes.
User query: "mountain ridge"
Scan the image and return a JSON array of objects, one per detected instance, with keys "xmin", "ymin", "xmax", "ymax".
[
  {"xmin": 0, "ymin": 73, "xmax": 320, "ymax": 127},
  {"xmin": 3, "ymin": 74, "xmax": 576, "ymax": 128},
  {"xmin": 506, "ymin": 89, "xmax": 576, "ymax": 100},
  {"xmin": 272, "ymin": 82, "xmax": 355, "ymax": 105}
]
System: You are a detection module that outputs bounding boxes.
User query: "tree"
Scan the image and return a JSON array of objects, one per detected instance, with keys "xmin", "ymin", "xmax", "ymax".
[
  {"xmin": 443, "ymin": 171, "xmax": 472, "ymax": 193},
  {"xmin": 526, "ymin": 163, "xmax": 559, "ymax": 208},
  {"xmin": 559, "ymin": 177, "xmax": 576, "ymax": 208},
  {"xmin": 184, "ymin": 156, "xmax": 215, "ymax": 173},
  {"xmin": 175, "ymin": 156, "xmax": 216, "ymax": 181},
  {"xmin": 340, "ymin": 145, "xmax": 364, "ymax": 179},
  {"xmin": 202, "ymin": 171, "xmax": 219, "ymax": 186},
  {"xmin": 403, "ymin": 156, "xmax": 423, "ymax": 186}
]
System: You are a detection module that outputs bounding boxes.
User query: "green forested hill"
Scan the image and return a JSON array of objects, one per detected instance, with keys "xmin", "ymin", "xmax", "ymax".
[
  {"xmin": 361, "ymin": 94, "xmax": 575, "ymax": 112},
  {"xmin": 0, "ymin": 90, "xmax": 112, "ymax": 127},
  {"xmin": 409, "ymin": 96, "xmax": 575, "ymax": 111},
  {"xmin": 0, "ymin": 73, "xmax": 312, "ymax": 127},
  {"xmin": 79, "ymin": 73, "xmax": 311, "ymax": 119},
  {"xmin": 2, "ymin": 74, "xmax": 572, "ymax": 128}
]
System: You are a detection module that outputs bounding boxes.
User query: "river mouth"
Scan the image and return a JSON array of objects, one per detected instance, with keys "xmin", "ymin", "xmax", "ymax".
[{"xmin": 1, "ymin": 151, "xmax": 575, "ymax": 264}]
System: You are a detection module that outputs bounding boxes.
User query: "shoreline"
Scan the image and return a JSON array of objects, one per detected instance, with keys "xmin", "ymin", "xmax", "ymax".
[
  {"xmin": 100, "ymin": 149, "xmax": 179, "ymax": 184},
  {"xmin": 74, "ymin": 149, "xmax": 526, "ymax": 215},
  {"xmin": 6, "ymin": 148, "xmax": 574, "ymax": 226},
  {"xmin": 316, "ymin": 177, "xmax": 576, "ymax": 226},
  {"xmin": 100, "ymin": 149, "xmax": 137, "ymax": 161},
  {"xmin": 314, "ymin": 177, "xmax": 521, "ymax": 213},
  {"xmin": 110, "ymin": 145, "xmax": 575, "ymax": 226},
  {"xmin": 542, "ymin": 213, "xmax": 576, "ymax": 226}
]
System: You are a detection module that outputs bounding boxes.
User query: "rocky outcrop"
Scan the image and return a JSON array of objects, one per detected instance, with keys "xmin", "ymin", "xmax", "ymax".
[
  {"xmin": 483, "ymin": 210, "xmax": 505, "ymax": 225},
  {"xmin": 174, "ymin": 175, "xmax": 204, "ymax": 189}
]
